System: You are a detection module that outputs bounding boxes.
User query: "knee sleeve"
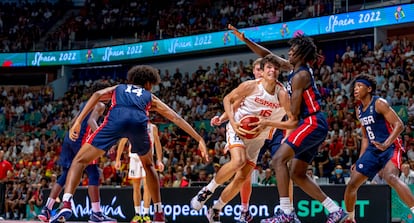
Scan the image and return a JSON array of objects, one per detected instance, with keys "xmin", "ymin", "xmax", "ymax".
[{"xmin": 85, "ymin": 164, "xmax": 100, "ymax": 186}]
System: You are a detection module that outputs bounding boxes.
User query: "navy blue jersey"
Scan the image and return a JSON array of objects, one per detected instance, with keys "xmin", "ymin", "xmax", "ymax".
[
  {"xmin": 87, "ymin": 84, "xmax": 152, "ymax": 154},
  {"xmin": 286, "ymin": 66, "xmax": 322, "ymax": 118},
  {"xmin": 111, "ymin": 84, "xmax": 152, "ymax": 114},
  {"xmin": 358, "ymin": 96, "xmax": 393, "ymax": 148}
]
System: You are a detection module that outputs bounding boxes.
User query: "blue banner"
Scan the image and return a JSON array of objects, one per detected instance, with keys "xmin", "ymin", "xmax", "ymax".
[
  {"xmin": 0, "ymin": 53, "xmax": 26, "ymax": 67},
  {"xmin": 3, "ymin": 3, "xmax": 414, "ymax": 67},
  {"xmin": 319, "ymin": 3, "xmax": 414, "ymax": 34}
]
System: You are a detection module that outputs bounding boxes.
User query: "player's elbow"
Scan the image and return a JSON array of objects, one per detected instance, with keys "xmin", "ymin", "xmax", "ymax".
[{"xmin": 395, "ymin": 121, "xmax": 404, "ymax": 134}]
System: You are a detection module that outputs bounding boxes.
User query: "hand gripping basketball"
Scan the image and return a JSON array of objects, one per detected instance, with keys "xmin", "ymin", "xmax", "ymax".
[{"xmin": 238, "ymin": 115, "xmax": 260, "ymax": 139}]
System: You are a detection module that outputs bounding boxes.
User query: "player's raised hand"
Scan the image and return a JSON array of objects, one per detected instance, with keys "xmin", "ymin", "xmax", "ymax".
[
  {"xmin": 69, "ymin": 122, "xmax": 81, "ymax": 141},
  {"xmin": 228, "ymin": 24, "xmax": 245, "ymax": 40},
  {"xmin": 210, "ymin": 116, "xmax": 222, "ymax": 126}
]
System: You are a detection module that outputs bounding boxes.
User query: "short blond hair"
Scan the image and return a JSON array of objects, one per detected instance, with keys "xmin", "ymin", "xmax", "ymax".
[{"xmin": 252, "ymin": 58, "xmax": 262, "ymax": 67}]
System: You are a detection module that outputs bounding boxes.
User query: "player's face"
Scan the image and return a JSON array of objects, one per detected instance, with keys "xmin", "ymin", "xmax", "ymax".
[
  {"xmin": 288, "ymin": 45, "xmax": 299, "ymax": 65},
  {"xmin": 253, "ymin": 64, "xmax": 263, "ymax": 79},
  {"xmin": 353, "ymin": 82, "xmax": 371, "ymax": 100},
  {"xmin": 262, "ymin": 62, "xmax": 279, "ymax": 81}
]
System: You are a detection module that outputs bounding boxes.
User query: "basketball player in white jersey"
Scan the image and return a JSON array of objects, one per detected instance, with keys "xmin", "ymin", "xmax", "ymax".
[
  {"xmin": 191, "ymin": 54, "xmax": 297, "ymax": 223},
  {"xmin": 115, "ymin": 123, "xmax": 164, "ymax": 223}
]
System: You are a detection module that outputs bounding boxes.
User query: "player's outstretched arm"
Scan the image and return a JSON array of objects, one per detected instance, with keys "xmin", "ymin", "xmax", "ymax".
[
  {"xmin": 69, "ymin": 85, "xmax": 117, "ymax": 141},
  {"xmin": 151, "ymin": 94, "xmax": 208, "ymax": 161},
  {"xmin": 152, "ymin": 124, "xmax": 165, "ymax": 172},
  {"xmin": 228, "ymin": 24, "xmax": 292, "ymax": 70},
  {"xmin": 88, "ymin": 102, "xmax": 106, "ymax": 132}
]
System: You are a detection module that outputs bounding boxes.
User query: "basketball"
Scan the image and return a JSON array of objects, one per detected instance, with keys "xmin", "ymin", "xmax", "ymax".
[{"xmin": 239, "ymin": 115, "xmax": 260, "ymax": 139}]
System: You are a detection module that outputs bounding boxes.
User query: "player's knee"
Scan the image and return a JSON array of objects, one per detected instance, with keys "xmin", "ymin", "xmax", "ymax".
[
  {"xmin": 73, "ymin": 155, "xmax": 91, "ymax": 166},
  {"xmin": 382, "ymin": 173, "xmax": 399, "ymax": 186},
  {"xmin": 230, "ymin": 157, "xmax": 246, "ymax": 169},
  {"xmin": 273, "ymin": 155, "xmax": 287, "ymax": 166},
  {"xmin": 346, "ymin": 180, "xmax": 360, "ymax": 192}
]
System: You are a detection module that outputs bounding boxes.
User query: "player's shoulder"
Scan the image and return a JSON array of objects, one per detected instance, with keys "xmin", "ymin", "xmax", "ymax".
[
  {"xmin": 238, "ymin": 79, "xmax": 259, "ymax": 90},
  {"xmin": 375, "ymin": 97, "xmax": 388, "ymax": 104},
  {"xmin": 275, "ymin": 80, "xmax": 286, "ymax": 90},
  {"xmin": 374, "ymin": 96, "xmax": 391, "ymax": 111}
]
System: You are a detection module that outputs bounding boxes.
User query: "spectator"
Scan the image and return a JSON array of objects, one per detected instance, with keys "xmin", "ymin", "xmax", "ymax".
[
  {"xmin": 329, "ymin": 133, "xmax": 345, "ymax": 166},
  {"xmin": 0, "ymin": 150, "xmax": 12, "ymax": 181},
  {"xmin": 329, "ymin": 164, "xmax": 347, "ymax": 184},
  {"xmin": 371, "ymin": 172, "xmax": 387, "ymax": 184},
  {"xmin": 342, "ymin": 46, "xmax": 355, "ymax": 60},
  {"xmin": 251, "ymin": 163, "xmax": 265, "ymax": 186},
  {"xmin": 400, "ymin": 163, "xmax": 414, "ymax": 184},
  {"xmin": 4, "ymin": 181, "xmax": 17, "ymax": 219},
  {"xmin": 259, "ymin": 168, "xmax": 276, "ymax": 186},
  {"xmin": 406, "ymin": 141, "xmax": 414, "ymax": 162},
  {"xmin": 172, "ymin": 170, "xmax": 189, "ymax": 187},
  {"xmin": 306, "ymin": 166, "xmax": 319, "ymax": 182}
]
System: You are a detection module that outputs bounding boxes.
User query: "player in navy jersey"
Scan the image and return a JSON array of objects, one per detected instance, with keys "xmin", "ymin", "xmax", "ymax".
[
  {"xmin": 50, "ymin": 65, "xmax": 208, "ymax": 223},
  {"xmin": 38, "ymin": 98, "xmax": 116, "ymax": 223},
  {"xmin": 343, "ymin": 74, "xmax": 414, "ymax": 223},
  {"xmin": 228, "ymin": 24, "xmax": 347, "ymax": 223}
]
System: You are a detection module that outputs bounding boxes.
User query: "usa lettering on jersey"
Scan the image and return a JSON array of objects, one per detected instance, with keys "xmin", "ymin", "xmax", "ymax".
[{"xmin": 360, "ymin": 115, "xmax": 375, "ymax": 126}]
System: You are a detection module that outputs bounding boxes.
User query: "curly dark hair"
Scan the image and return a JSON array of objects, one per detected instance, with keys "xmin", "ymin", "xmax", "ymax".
[
  {"xmin": 260, "ymin": 54, "xmax": 280, "ymax": 69},
  {"xmin": 127, "ymin": 65, "xmax": 161, "ymax": 86},
  {"xmin": 288, "ymin": 34, "xmax": 318, "ymax": 63},
  {"xmin": 353, "ymin": 74, "xmax": 377, "ymax": 95}
]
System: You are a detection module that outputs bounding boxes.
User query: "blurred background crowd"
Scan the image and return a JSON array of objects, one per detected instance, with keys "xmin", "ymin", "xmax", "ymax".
[
  {"xmin": 0, "ymin": 0, "xmax": 393, "ymax": 52},
  {"xmin": 0, "ymin": 0, "xmax": 414, "ymax": 220}
]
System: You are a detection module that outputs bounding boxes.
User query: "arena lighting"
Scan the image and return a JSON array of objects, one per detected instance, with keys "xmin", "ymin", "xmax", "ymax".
[{"xmin": 72, "ymin": 64, "xmax": 123, "ymax": 70}]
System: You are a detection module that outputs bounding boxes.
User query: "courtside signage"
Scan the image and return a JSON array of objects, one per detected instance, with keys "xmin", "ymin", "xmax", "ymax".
[{"xmin": 42, "ymin": 185, "xmax": 390, "ymax": 223}]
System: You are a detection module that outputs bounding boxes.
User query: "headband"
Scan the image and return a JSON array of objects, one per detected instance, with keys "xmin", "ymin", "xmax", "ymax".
[{"xmin": 355, "ymin": 79, "xmax": 371, "ymax": 87}]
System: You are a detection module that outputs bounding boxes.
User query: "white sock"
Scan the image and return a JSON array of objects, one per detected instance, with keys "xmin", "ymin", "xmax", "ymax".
[
  {"xmin": 154, "ymin": 202, "xmax": 162, "ymax": 212},
  {"xmin": 143, "ymin": 207, "xmax": 149, "ymax": 215},
  {"xmin": 410, "ymin": 206, "xmax": 414, "ymax": 214},
  {"xmin": 62, "ymin": 193, "xmax": 72, "ymax": 202},
  {"xmin": 206, "ymin": 179, "xmax": 219, "ymax": 193},
  {"xmin": 46, "ymin": 198, "xmax": 55, "ymax": 210},
  {"xmin": 212, "ymin": 198, "xmax": 226, "ymax": 210},
  {"xmin": 241, "ymin": 203, "xmax": 248, "ymax": 212},
  {"xmin": 92, "ymin": 202, "xmax": 101, "ymax": 213},
  {"xmin": 280, "ymin": 197, "xmax": 292, "ymax": 214},
  {"xmin": 322, "ymin": 197, "xmax": 340, "ymax": 213},
  {"xmin": 348, "ymin": 211, "xmax": 355, "ymax": 220},
  {"xmin": 135, "ymin": 206, "xmax": 141, "ymax": 215}
]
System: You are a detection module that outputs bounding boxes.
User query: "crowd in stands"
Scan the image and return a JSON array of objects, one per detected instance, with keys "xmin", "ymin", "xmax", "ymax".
[
  {"xmin": 0, "ymin": 1, "xmax": 68, "ymax": 52},
  {"xmin": 0, "ymin": 0, "xmax": 403, "ymax": 52},
  {"xmin": 0, "ymin": 34, "xmax": 414, "ymax": 219}
]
